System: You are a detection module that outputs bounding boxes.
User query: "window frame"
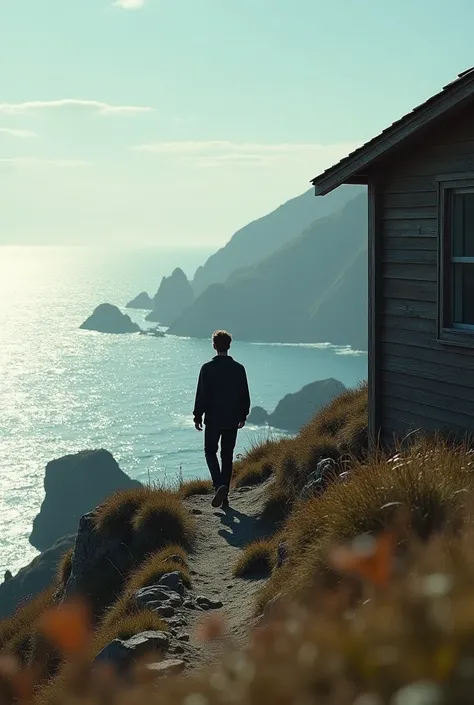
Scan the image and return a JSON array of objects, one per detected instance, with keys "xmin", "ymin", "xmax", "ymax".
[{"xmin": 438, "ymin": 173, "xmax": 474, "ymax": 347}]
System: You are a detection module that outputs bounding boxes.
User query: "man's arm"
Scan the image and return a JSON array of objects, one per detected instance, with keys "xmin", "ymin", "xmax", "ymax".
[
  {"xmin": 193, "ymin": 366, "xmax": 206, "ymax": 430},
  {"xmin": 238, "ymin": 367, "xmax": 251, "ymax": 426}
]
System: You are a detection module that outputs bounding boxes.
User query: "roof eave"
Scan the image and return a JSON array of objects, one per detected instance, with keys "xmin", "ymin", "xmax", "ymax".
[
  {"xmin": 313, "ymin": 173, "xmax": 369, "ymax": 196},
  {"xmin": 311, "ymin": 72, "xmax": 474, "ymax": 196}
]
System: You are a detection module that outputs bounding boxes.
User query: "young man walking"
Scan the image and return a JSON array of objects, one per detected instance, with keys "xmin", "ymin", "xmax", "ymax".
[{"xmin": 193, "ymin": 330, "xmax": 251, "ymax": 509}]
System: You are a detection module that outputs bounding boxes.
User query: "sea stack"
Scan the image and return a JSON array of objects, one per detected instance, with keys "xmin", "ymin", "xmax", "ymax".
[
  {"xmin": 125, "ymin": 292, "xmax": 154, "ymax": 310},
  {"xmin": 80, "ymin": 303, "xmax": 141, "ymax": 334},
  {"xmin": 146, "ymin": 268, "xmax": 194, "ymax": 325}
]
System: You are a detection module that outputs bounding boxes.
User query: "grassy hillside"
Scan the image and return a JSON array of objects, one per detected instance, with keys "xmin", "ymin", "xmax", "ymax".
[
  {"xmin": 2, "ymin": 393, "xmax": 474, "ymax": 703},
  {"xmin": 232, "ymin": 386, "xmax": 474, "ymax": 621},
  {"xmin": 193, "ymin": 185, "xmax": 364, "ymax": 296},
  {"xmin": 169, "ymin": 194, "xmax": 368, "ymax": 349}
]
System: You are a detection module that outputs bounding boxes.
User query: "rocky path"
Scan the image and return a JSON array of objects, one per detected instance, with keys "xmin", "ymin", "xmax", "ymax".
[
  {"xmin": 103, "ymin": 482, "xmax": 272, "ymax": 675},
  {"xmin": 181, "ymin": 482, "xmax": 270, "ymax": 669}
]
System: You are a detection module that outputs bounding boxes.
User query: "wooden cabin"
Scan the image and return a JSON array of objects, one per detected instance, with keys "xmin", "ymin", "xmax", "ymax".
[{"xmin": 311, "ymin": 68, "xmax": 474, "ymax": 445}]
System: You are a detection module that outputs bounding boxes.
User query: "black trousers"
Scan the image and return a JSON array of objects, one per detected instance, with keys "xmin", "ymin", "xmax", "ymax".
[{"xmin": 204, "ymin": 426, "xmax": 238, "ymax": 491}]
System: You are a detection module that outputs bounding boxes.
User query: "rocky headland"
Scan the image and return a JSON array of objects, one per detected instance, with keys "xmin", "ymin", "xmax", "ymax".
[{"xmin": 248, "ymin": 378, "xmax": 347, "ymax": 431}]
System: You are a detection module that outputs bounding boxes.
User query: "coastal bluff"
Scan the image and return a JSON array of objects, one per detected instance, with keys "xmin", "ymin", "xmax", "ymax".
[{"xmin": 30, "ymin": 449, "xmax": 141, "ymax": 552}]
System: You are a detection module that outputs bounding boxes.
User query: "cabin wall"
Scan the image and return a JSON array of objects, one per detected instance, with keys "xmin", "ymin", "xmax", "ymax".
[{"xmin": 375, "ymin": 103, "xmax": 474, "ymax": 443}]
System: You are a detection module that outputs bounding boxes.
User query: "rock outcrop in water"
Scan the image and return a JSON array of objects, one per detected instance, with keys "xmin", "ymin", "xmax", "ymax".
[
  {"xmin": 145, "ymin": 269, "xmax": 194, "ymax": 325},
  {"xmin": 80, "ymin": 303, "xmax": 141, "ymax": 334},
  {"xmin": 0, "ymin": 535, "xmax": 75, "ymax": 619},
  {"xmin": 248, "ymin": 378, "xmax": 347, "ymax": 432},
  {"xmin": 125, "ymin": 292, "xmax": 153, "ymax": 310},
  {"xmin": 30, "ymin": 449, "xmax": 142, "ymax": 552}
]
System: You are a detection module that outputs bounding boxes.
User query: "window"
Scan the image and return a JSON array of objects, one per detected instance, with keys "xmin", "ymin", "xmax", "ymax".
[{"xmin": 439, "ymin": 177, "xmax": 474, "ymax": 345}]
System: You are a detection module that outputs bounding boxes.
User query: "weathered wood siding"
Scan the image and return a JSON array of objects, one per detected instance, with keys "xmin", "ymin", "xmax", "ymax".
[{"xmin": 376, "ymin": 104, "xmax": 474, "ymax": 442}]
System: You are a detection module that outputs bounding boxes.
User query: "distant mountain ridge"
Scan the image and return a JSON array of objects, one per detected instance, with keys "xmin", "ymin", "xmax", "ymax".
[
  {"xmin": 168, "ymin": 194, "xmax": 368, "ymax": 350},
  {"xmin": 192, "ymin": 185, "xmax": 365, "ymax": 295}
]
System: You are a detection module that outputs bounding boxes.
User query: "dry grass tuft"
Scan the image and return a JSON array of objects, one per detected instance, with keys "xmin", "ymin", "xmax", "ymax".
[
  {"xmin": 126, "ymin": 547, "xmax": 191, "ymax": 594},
  {"xmin": 93, "ymin": 487, "xmax": 155, "ymax": 540},
  {"xmin": 178, "ymin": 479, "xmax": 213, "ymax": 498},
  {"xmin": 234, "ymin": 539, "xmax": 276, "ymax": 578},
  {"xmin": 234, "ymin": 458, "xmax": 274, "ymax": 488},
  {"xmin": 56, "ymin": 549, "xmax": 74, "ymax": 588},
  {"xmin": 232, "ymin": 438, "xmax": 289, "ymax": 488},
  {"xmin": 131, "ymin": 493, "xmax": 195, "ymax": 555}
]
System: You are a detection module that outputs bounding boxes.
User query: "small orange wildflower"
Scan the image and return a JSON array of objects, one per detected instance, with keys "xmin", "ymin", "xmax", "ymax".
[
  {"xmin": 329, "ymin": 533, "xmax": 395, "ymax": 589},
  {"xmin": 39, "ymin": 599, "xmax": 91, "ymax": 655}
]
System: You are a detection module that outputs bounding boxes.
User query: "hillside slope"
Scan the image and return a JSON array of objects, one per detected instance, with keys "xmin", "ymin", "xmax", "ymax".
[
  {"xmin": 192, "ymin": 185, "xmax": 364, "ymax": 295},
  {"xmin": 169, "ymin": 194, "xmax": 368, "ymax": 349}
]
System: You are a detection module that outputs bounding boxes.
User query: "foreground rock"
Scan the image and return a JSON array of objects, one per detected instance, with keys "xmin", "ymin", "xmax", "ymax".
[
  {"xmin": 80, "ymin": 303, "xmax": 141, "ymax": 334},
  {"xmin": 30, "ymin": 450, "xmax": 141, "ymax": 552},
  {"xmin": 146, "ymin": 268, "xmax": 194, "ymax": 325},
  {"xmin": 146, "ymin": 659, "xmax": 185, "ymax": 677},
  {"xmin": 248, "ymin": 378, "xmax": 347, "ymax": 432},
  {"xmin": 64, "ymin": 510, "xmax": 135, "ymax": 614},
  {"xmin": 125, "ymin": 292, "xmax": 153, "ymax": 310},
  {"xmin": 0, "ymin": 535, "xmax": 75, "ymax": 619},
  {"xmin": 300, "ymin": 458, "xmax": 338, "ymax": 501},
  {"xmin": 95, "ymin": 631, "xmax": 169, "ymax": 673}
]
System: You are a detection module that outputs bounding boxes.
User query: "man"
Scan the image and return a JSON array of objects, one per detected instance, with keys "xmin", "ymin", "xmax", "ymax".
[{"xmin": 193, "ymin": 330, "xmax": 251, "ymax": 509}]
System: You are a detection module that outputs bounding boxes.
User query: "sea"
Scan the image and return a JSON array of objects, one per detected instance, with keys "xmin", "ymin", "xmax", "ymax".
[{"xmin": 0, "ymin": 246, "xmax": 367, "ymax": 576}]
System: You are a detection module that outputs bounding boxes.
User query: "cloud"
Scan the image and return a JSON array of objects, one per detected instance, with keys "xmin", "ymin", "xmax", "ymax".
[
  {"xmin": 131, "ymin": 140, "xmax": 361, "ymax": 168},
  {"xmin": 0, "ymin": 127, "xmax": 37, "ymax": 139},
  {"xmin": 0, "ymin": 157, "xmax": 91, "ymax": 168},
  {"xmin": 0, "ymin": 99, "xmax": 153, "ymax": 116},
  {"xmin": 113, "ymin": 0, "xmax": 146, "ymax": 8}
]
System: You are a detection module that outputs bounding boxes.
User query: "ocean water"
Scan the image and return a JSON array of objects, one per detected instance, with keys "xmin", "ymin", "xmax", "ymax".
[{"xmin": 0, "ymin": 246, "xmax": 367, "ymax": 575}]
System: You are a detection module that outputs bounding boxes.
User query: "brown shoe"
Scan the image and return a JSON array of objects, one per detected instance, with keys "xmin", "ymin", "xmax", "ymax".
[{"xmin": 211, "ymin": 485, "xmax": 228, "ymax": 508}]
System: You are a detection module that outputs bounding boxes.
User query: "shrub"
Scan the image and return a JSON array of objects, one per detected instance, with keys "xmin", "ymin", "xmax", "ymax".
[
  {"xmin": 260, "ymin": 486, "xmax": 292, "ymax": 526},
  {"xmin": 131, "ymin": 493, "xmax": 195, "ymax": 556},
  {"xmin": 234, "ymin": 539, "xmax": 276, "ymax": 578},
  {"xmin": 178, "ymin": 479, "xmax": 213, "ymax": 498},
  {"xmin": 232, "ymin": 438, "xmax": 286, "ymax": 488},
  {"xmin": 93, "ymin": 487, "xmax": 155, "ymax": 540},
  {"xmin": 234, "ymin": 458, "xmax": 274, "ymax": 488}
]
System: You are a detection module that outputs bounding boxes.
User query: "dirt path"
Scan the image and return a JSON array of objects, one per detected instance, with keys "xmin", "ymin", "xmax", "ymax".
[{"xmin": 182, "ymin": 482, "xmax": 270, "ymax": 669}]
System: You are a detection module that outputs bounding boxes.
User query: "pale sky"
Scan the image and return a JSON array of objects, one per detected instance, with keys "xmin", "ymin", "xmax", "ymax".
[{"xmin": 1, "ymin": 0, "xmax": 473, "ymax": 246}]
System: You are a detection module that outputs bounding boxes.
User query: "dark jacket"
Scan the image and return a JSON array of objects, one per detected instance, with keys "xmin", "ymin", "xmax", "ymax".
[{"xmin": 193, "ymin": 355, "xmax": 251, "ymax": 429}]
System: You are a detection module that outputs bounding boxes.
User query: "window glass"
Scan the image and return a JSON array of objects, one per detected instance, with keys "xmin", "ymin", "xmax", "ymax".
[
  {"xmin": 453, "ymin": 262, "xmax": 474, "ymax": 325},
  {"xmin": 452, "ymin": 192, "xmax": 474, "ymax": 257}
]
